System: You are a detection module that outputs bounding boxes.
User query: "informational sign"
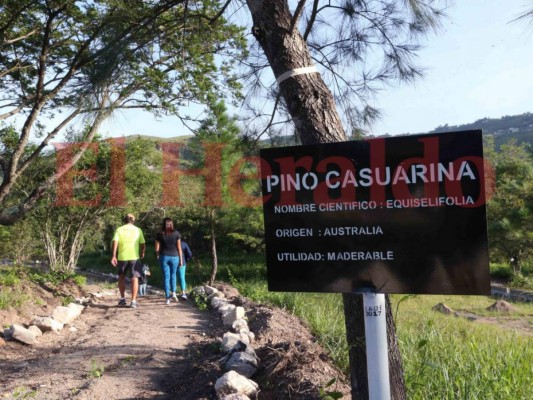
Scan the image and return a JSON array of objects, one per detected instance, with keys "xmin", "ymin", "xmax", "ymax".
[{"xmin": 260, "ymin": 130, "xmax": 490, "ymax": 295}]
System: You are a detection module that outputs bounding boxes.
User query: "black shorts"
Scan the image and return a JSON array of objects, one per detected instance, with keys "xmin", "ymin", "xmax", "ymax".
[{"xmin": 117, "ymin": 260, "xmax": 142, "ymax": 279}]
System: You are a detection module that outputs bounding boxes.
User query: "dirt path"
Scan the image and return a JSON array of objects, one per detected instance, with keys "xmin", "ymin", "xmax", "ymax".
[{"xmin": 0, "ymin": 292, "xmax": 222, "ymax": 400}]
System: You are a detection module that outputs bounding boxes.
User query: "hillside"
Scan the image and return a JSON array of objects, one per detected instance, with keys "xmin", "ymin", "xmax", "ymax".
[
  {"xmin": 428, "ymin": 112, "xmax": 533, "ymax": 148},
  {"xmin": 120, "ymin": 112, "xmax": 533, "ymax": 149}
]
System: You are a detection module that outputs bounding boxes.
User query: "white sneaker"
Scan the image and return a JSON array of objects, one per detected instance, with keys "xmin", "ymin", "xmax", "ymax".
[
  {"xmin": 165, "ymin": 298, "xmax": 171, "ymax": 305},
  {"xmin": 171, "ymin": 293, "xmax": 179, "ymax": 302},
  {"xmin": 180, "ymin": 293, "xmax": 188, "ymax": 301}
]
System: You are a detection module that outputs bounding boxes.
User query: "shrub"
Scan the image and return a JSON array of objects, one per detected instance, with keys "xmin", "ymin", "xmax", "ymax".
[
  {"xmin": 0, "ymin": 267, "xmax": 20, "ymax": 286},
  {"xmin": 490, "ymin": 263, "xmax": 512, "ymax": 281}
]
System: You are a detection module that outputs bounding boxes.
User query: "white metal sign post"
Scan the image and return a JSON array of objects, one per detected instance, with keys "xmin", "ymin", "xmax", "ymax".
[{"xmin": 363, "ymin": 293, "xmax": 391, "ymax": 400}]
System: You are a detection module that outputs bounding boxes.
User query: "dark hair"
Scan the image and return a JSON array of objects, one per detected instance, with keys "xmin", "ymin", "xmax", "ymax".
[
  {"xmin": 124, "ymin": 214, "xmax": 135, "ymax": 224},
  {"xmin": 161, "ymin": 217, "xmax": 174, "ymax": 234}
]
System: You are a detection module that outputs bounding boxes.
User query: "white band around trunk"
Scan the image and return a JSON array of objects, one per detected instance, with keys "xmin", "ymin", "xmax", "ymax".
[{"xmin": 276, "ymin": 65, "xmax": 318, "ymax": 84}]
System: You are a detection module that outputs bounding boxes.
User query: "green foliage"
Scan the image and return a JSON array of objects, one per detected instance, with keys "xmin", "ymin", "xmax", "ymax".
[
  {"xmin": 489, "ymin": 263, "xmax": 513, "ymax": 282},
  {"xmin": 193, "ymin": 292, "xmax": 208, "ymax": 311},
  {"xmin": 509, "ymin": 274, "xmax": 533, "ymax": 290},
  {"xmin": 0, "ymin": 266, "xmax": 20, "ymax": 286},
  {"xmin": 319, "ymin": 378, "xmax": 344, "ymax": 400},
  {"xmin": 89, "ymin": 360, "xmax": 105, "ymax": 379},
  {"xmin": 0, "ymin": 218, "xmax": 46, "ymax": 263},
  {"xmin": 120, "ymin": 355, "xmax": 137, "ymax": 366},
  {"xmin": 61, "ymin": 296, "xmax": 76, "ymax": 307},
  {"xmin": 0, "ymin": 266, "xmax": 28, "ymax": 310},
  {"xmin": 28, "ymin": 271, "xmax": 71, "ymax": 286},
  {"xmin": 185, "ymin": 99, "xmax": 263, "ymax": 282},
  {"xmin": 486, "ymin": 138, "xmax": 533, "ymax": 276},
  {"xmin": 72, "ymin": 274, "xmax": 87, "ymax": 286},
  {"xmin": 0, "ymin": 0, "xmax": 247, "ymax": 223},
  {"xmin": 12, "ymin": 386, "xmax": 37, "ymax": 399},
  {"xmin": 0, "ymin": 287, "xmax": 28, "ymax": 310}
]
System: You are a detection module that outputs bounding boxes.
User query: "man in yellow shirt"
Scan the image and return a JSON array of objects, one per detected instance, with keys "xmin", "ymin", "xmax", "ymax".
[{"xmin": 111, "ymin": 213, "xmax": 146, "ymax": 308}]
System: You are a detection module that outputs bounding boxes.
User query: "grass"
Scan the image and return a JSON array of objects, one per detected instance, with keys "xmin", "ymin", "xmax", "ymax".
[
  {"xmin": 0, "ymin": 266, "xmax": 29, "ymax": 310},
  {"xmin": 89, "ymin": 359, "xmax": 105, "ymax": 378},
  {"xmin": 231, "ymin": 280, "xmax": 533, "ymax": 399},
  {"xmin": 0, "ymin": 264, "xmax": 87, "ymax": 311},
  {"xmin": 12, "ymin": 386, "xmax": 37, "ymax": 399},
  {"xmin": 394, "ymin": 295, "xmax": 533, "ymax": 399}
]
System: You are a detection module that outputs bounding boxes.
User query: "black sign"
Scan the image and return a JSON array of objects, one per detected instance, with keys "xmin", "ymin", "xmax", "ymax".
[{"xmin": 260, "ymin": 130, "xmax": 490, "ymax": 295}]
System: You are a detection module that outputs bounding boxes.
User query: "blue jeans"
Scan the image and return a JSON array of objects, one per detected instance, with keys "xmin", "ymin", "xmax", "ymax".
[
  {"xmin": 159, "ymin": 255, "xmax": 179, "ymax": 298},
  {"xmin": 178, "ymin": 264, "xmax": 187, "ymax": 293}
]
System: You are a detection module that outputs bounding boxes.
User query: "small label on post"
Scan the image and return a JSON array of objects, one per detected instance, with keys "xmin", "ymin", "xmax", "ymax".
[{"xmin": 365, "ymin": 305, "xmax": 383, "ymax": 317}]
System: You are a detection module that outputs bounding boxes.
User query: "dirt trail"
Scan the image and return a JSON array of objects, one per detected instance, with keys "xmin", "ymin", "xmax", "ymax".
[{"xmin": 0, "ymin": 293, "xmax": 221, "ymax": 400}]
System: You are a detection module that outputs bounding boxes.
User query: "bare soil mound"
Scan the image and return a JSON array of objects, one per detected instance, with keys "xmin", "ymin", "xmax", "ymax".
[
  {"xmin": 486, "ymin": 300, "xmax": 518, "ymax": 313},
  {"xmin": 244, "ymin": 299, "xmax": 351, "ymax": 399}
]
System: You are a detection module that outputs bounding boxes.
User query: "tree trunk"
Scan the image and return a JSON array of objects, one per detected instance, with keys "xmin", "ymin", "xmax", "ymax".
[
  {"xmin": 246, "ymin": 0, "xmax": 345, "ymax": 145},
  {"xmin": 384, "ymin": 295, "xmax": 407, "ymax": 400},
  {"xmin": 342, "ymin": 294, "xmax": 369, "ymax": 399},
  {"xmin": 208, "ymin": 208, "xmax": 218, "ymax": 285},
  {"xmin": 246, "ymin": 1, "xmax": 407, "ymax": 398}
]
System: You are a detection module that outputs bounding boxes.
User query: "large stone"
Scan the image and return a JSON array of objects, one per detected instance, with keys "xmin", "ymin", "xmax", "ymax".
[
  {"xmin": 221, "ymin": 333, "xmax": 243, "ymax": 353},
  {"xmin": 50, "ymin": 303, "xmax": 84, "ymax": 325},
  {"xmin": 211, "ymin": 297, "xmax": 229, "ymax": 310},
  {"xmin": 432, "ymin": 303, "xmax": 454, "ymax": 315},
  {"xmin": 221, "ymin": 337, "xmax": 257, "ymax": 359},
  {"xmin": 223, "ymin": 306, "xmax": 245, "ymax": 327},
  {"xmin": 232, "ymin": 319, "xmax": 249, "ymax": 332},
  {"xmin": 218, "ymin": 304, "xmax": 236, "ymax": 315},
  {"xmin": 68, "ymin": 303, "xmax": 84, "ymax": 318},
  {"xmin": 3, "ymin": 326, "xmax": 14, "ymax": 340},
  {"xmin": 191, "ymin": 286, "xmax": 206, "ymax": 297},
  {"xmin": 486, "ymin": 300, "xmax": 517, "ymax": 313},
  {"xmin": 11, "ymin": 324, "xmax": 37, "ymax": 345},
  {"xmin": 203, "ymin": 285, "xmax": 219, "ymax": 296},
  {"xmin": 220, "ymin": 394, "xmax": 250, "ymax": 400},
  {"xmin": 208, "ymin": 291, "xmax": 225, "ymax": 301},
  {"xmin": 31, "ymin": 316, "xmax": 64, "ymax": 332},
  {"xmin": 28, "ymin": 325, "xmax": 43, "ymax": 337},
  {"xmin": 215, "ymin": 371, "xmax": 259, "ymax": 397},
  {"xmin": 215, "ymin": 284, "xmax": 240, "ymax": 299},
  {"xmin": 224, "ymin": 351, "xmax": 258, "ymax": 378},
  {"xmin": 0, "ymin": 337, "xmax": 5, "ymax": 347},
  {"xmin": 52, "ymin": 306, "xmax": 76, "ymax": 324}
]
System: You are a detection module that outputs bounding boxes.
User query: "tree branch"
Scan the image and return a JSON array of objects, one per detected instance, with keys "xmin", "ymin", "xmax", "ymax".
[
  {"xmin": 303, "ymin": 0, "xmax": 320, "ymax": 40},
  {"xmin": 2, "ymin": 29, "xmax": 38, "ymax": 45},
  {"xmin": 290, "ymin": 0, "xmax": 307, "ymax": 35},
  {"xmin": 210, "ymin": 0, "xmax": 233, "ymax": 24}
]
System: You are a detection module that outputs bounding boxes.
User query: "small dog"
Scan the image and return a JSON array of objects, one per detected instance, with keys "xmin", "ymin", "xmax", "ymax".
[{"xmin": 138, "ymin": 264, "xmax": 151, "ymax": 296}]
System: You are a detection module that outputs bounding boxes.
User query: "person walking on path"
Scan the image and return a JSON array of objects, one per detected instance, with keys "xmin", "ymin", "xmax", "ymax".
[
  {"xmin": 111, "ymin": 213, "xmax": 146, "ymax": 308},
  {"xmin": 155, "ymin": 217, "xmax": 183, "ymax": 305},
  {"xmin": 177, "ymin": 239, "xmax": 193, "ymax": 300}
]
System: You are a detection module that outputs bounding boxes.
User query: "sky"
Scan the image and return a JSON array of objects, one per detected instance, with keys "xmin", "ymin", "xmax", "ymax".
[
  {"xmin": 100, "ymin": 0, "xmax": 533, "ymax": 139},
  {"xmin": 371, "ymin": 0, "xmax": 533, "ymax": 136}
]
